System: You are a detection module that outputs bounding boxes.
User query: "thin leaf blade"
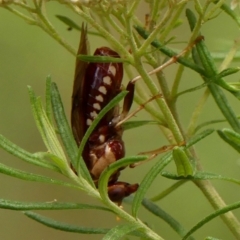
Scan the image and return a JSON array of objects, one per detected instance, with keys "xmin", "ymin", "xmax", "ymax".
[
  {"xmin": 103, "ymin": 224, "xmax": 141, "ymax": 240},
  {"xmin": 25, "ymin": 211, "xmax": 110, "ymax": 234},
  {"xmin": 132, "ymin": 153, "xmax": 172, "ymax": 217},
  {"xmin": 142, "ymin": 198, "xmax": 195, "ymax": 240},
  {"xmin": 50, "ymin": 82, "xmax": 79, "ymax": 168},
  {"xmin": 0, "ymin": 162, "xmax": 79, "ymax": 189},
  {"xmin": 0, "ymin": 199, "xmax": 111, "ymax": 212},
  {"xmin": 0, "ymin": 134, "xmax": 56, "ymax": 170}
]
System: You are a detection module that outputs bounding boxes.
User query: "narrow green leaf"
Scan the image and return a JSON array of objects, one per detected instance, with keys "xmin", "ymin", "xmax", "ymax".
[
  {"xmin": 142, "ymin": 199, "xmax": 195, "ymax": 240},
  {"xmin": 78, "ymin": 55, "xmax": 130, "ymax": 63},
  {"xmin": 45, "ymin": 76, "xmax": 53, "ymax": 123},
  {"xmin": 194, "ymin": 120, "xmax": 226, "ymax": 133},
  {"xmin": 134, "ymin": 25, "xmax": 205, "ymax": 75},
  {"xmin": 37, "ymin": 99, "xmax": 67, "ymax": 162},
  {"xmin": 211, "ymin": 50, "xmax": 240, "ymax": 61},
  {"xmin": 132, "ymin": 129, "xmax": 214, "ymax": 217},
  {"xmin": 28, "ymin": 86, "xmax": 68, "ymax": 169},
  {"xmin": 132, "ymin": 153, "xmax": 172, "ymax": 217},
  {"xmin": 161, "ymin": 171, "xmax": 188, "ymax": 180},
  {"xmin": 77, "ymin": 91, "xmax": 128, "ymax": 183},
  {"xmin": 25, "ymin": 211, "xmax": 110, "ymax": 234},
  {"xmin": 0, "ymin": 199, "xmax": 111, "ymax": 212},
  {"xmin": 0, "ymin": 162, "xmax": 79, "ymax": 189},
  {"xmin": 50, "ymin": 82, "xmax": 79, "ymax": 169},
  {"xmin": 50, "ymin": 83, "xmax": 94, "ymax": 187},
  {"xmin": 55, "ymin": 15, "xmax": 102, "ymax": 36},
  {"xmin": 162, "ymin": 171, "xmax": 240, "ymax": 186},
  {"xmin": 186, "ymin": 129, "xmax": 214, "ymax": 148},
  {"xmin": 98, "ymin": 156, "xmax": 147, "ymax": 203},
  {"xmin": 218, "ymin": 128, "xmax": 240, "ymax": 153},
  {"xmin": 182, "ymin": 201, "xmax": 240, "ymax": 240},
  {"xmin": 103, "ymin": 224, "xmax": 141, "ymax": 240},
  {"xmin": 150, "ymin": 180, "xmax": 186, "ymax": 202},
  {"xmin": 0, "ymin": 134, "xmax": 56, "ymax": 170},
  {"xmin": 213, "ymin": 76, "xmax": 240, "ymax": 95},
  {"xmin": 46, "ymin": 153, "xmax": 70, "ymax": 174},
  {"xmin": 122, "ymin": 120, "xmax": 159, "ymax": 131},
  {"xmin": 56, "ymin": 15, "xmax": 81, "ymax": 30},
  {"xmin": 172, "ymin": 147, "xmax": 194, "ymax": 177},
  {"xmin": 217, "ymin": 1, "xmax": 240, "ymax": 27},
  {"xmin": 194, "ymin": 172, "xmax": 240, "ymax": 185},
  {"xmin": 24, "ymin": 211, "xmax": 146, "ymax": 238},
  {"xmin": 217, "ymin": 67, "xmax": 240, "ymax": 79},
  {"xmin": 186, "ymin": 9, "xmax": 240, "ymax": 132},
  {"xmin": 176, "ymin": 82, "xmax": 208, "ymax": 99},
  {"xmin": 28, "ymin": 86, "xmax": 49, "ymax": 147}
]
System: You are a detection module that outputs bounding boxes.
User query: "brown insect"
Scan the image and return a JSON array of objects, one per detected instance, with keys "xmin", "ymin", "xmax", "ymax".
[{"xmin": 71, "ymin": 25, "xmax": 138, "ymax": 204}]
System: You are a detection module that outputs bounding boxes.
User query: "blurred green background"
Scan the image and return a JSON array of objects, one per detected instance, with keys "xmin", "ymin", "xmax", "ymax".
[{"xmin": 1, "ymin": 2, "xmax": 240, "ymax": 239}]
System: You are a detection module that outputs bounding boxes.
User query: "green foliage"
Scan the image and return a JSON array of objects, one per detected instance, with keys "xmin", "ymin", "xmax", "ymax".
[{"xmin": 1, "ymin": 0, "xmax": 240, "ymax": 239}]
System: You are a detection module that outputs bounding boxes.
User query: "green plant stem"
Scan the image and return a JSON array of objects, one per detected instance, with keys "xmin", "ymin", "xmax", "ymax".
[
  {"xmin": 219, "ymin": 38, "xmax": 240, "ymax": 71},
  {"xmin": 184, "ymin": 8, "xmax": 240, "ymax": 233},
  {"xmin": 194, "ymin": 179, "xmax": 240, "ymax": 239},
  {"xmin": 124, "ymin": 65, "xmax": 166, "ymax": 123},
  {"xmin": 170, "ymin": 4, "xmax": 202, "ymax": 98},
  {"xmin": 198, "ymin": 76, "xmax": 240, "ymax": 134},
  {"xmin": 171, "ymin": 63, "xmax": 185, "ymax": 98},
  {"xmin": 137, "ymin": 5, "xmax": 176, "ymax": 57},
  {"xmin": 187, "ymin": 89, "xmax": 210, "ymax": 136},
  {"xmin": 12, "ymin": 1, "xmax": 36, "ymax": 12},
  {"xmin": 6, "ymin": 3, "xmax": 76, "ymax": 56},
  {"xmin": 127, "ymin": 0, "xmax": 141, "ymax": 16},
  {"xmin": 34, "ymin": 5, "xmax": 76, "ymax": 56},
  {"xmin": 106, "ymin": 14, "xmax": 126, "ymax": 37},
  {"xmin": 71, "ymin": 173, "xmax": 100, "ymax": 199},
  {"xmin": 69, "ymin": 4, "xmax": 133, "ymax": 61},
  {"xmin": 216, "ymin": 0, "xmax": 240, "ymax": 27},
  {"xmin": 204, "ymin": 0, "xmax": 225, "ymax": 22},
  {"xmin": 135, "ymin": 62, "xmax": 184, "ymax": 144},
  {"xmin": 134, "ymin": 25, "xmax": 205, "ymax": 74},
  {"xmin": 4, "ymin": 6, "xmax": 36, "ymax": 24},
  {"xmin": 186, "ymin": 8, "xmax": 240, "ymax": 133},
  {"xmin": 156, "ymin": 70, "xmax": 171, "ymax": 102},
  {"xmin": 142, "ymin": 198, "xmax": 195, "ymax": 240},
  {"xmin": 149, "ymin": 0, "xmax": 161, "ymax": 25},
  {"xmin": 123, "ymin": 7, "xmax": 138, "ymax": 54},
  {"xmin": 103, "ymin": 200, "xmax": 164, "ymax": 240},
  {"xmin": 134, "ymin": 93, "xmax": 165, "ymax": 124},
  {"xmin": 158, "ymin": 2, "xmax": 186, "ymax": 41}
]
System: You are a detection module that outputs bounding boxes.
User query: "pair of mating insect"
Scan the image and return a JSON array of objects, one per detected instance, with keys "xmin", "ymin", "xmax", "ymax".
[{"xmin": 71, "ymin": 25, "xmax": 140, "ymax": 204}]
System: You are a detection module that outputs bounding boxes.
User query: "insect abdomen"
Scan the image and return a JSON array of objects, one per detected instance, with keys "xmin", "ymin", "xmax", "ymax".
[{"xmin": 83, "ymin": 47, "xmax": 123, "ymax": 131}]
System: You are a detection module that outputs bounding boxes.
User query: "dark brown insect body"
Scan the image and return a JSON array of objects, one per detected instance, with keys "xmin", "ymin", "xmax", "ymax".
[{"xmin": 71, "ymin": 25, "xmax": 138, "ymax": 204}]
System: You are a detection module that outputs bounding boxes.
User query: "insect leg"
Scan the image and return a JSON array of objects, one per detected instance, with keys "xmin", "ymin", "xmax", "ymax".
[{"xmin": 116, "ymin": 93, "xmax": 161, "ymax": 128}]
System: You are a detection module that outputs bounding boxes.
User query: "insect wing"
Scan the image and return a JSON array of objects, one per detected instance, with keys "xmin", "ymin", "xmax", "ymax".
[{"xmin": 71, "ymin": 24, "xmax": 89, "ymax": 145}]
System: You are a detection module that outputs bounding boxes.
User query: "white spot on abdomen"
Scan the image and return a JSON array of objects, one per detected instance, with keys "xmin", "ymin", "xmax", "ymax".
[
  {"xmin": 95, "ymin": 95, "xmax": 104, "ymax": 102},
  {"xmin": 99, "ymin": 86, "xmax": 107, "ymax": 95},
  {"xmin": 103, "ymin": 76, "xmax": 112, "ymax": 85},
  {"xmin": 109, "ymin": 65, "xmax": 116, "ymax": 76},
  {"xmin": 93, "ymin": 103, "xmax": 101, "ymax": 110},
  {"xmin": 99, "ymin": 134, "xmax": 105, "ymax": 143},
  {"xmin": 90, "ymin": 111, "xmax": 98, "ymax": 118},
  {"xmin": 86, "ymin": 119, "xmax": 92, "ymax": 126}
]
